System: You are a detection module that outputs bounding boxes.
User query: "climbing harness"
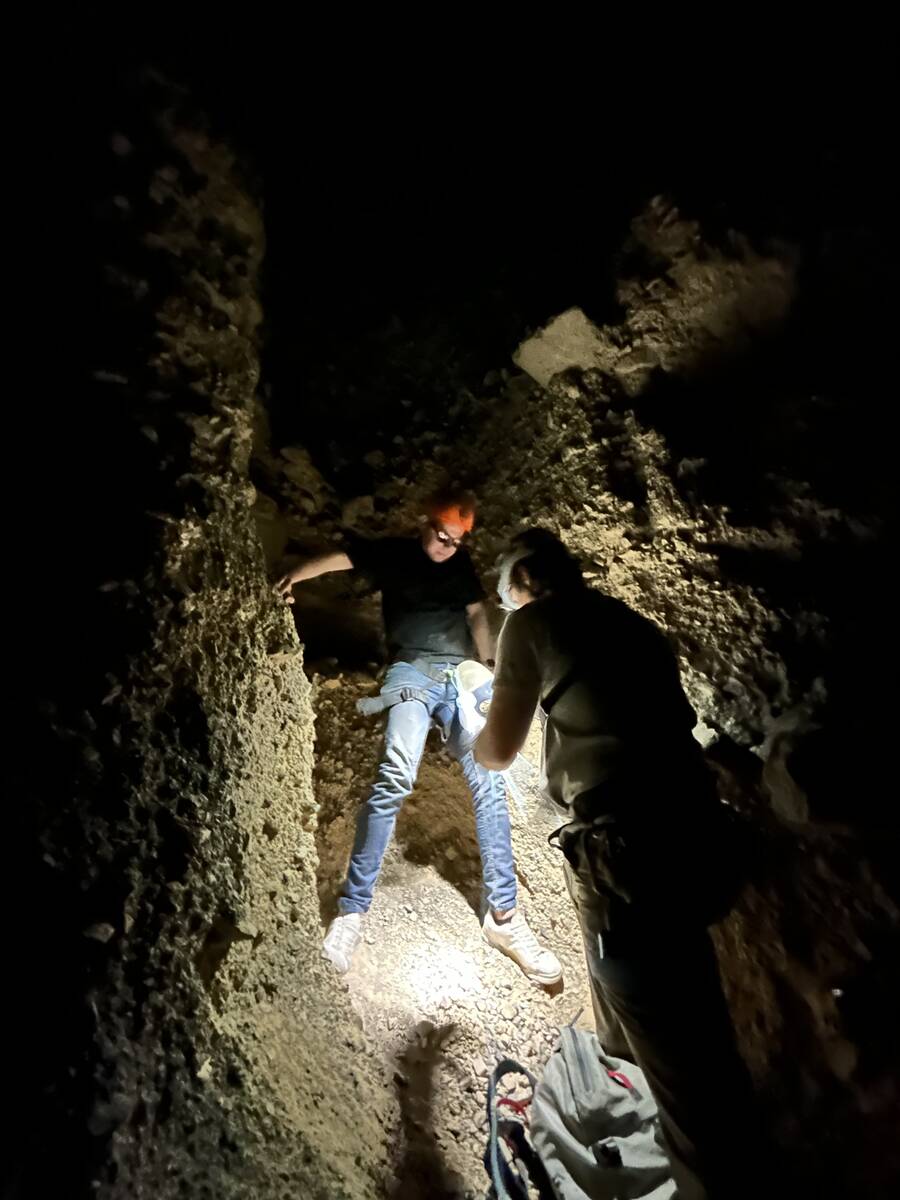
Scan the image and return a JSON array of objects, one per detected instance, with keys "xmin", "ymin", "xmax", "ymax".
[
  {"xmin": 355, "ymin": 659, "xmax": 492, "ymax": 743},
  {"xmin": 354, "ymin": 660, "xmax": 535, "ymax": 814}
]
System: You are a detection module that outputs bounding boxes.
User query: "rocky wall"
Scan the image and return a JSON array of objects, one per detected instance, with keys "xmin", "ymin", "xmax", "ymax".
[
  {"xmin": 17, "ymin": 79, "xmax": 392, "ymax": 1200},
  {"xmin": 455, "ymin": 205, "xmax": 900, "ymax": 1197}
]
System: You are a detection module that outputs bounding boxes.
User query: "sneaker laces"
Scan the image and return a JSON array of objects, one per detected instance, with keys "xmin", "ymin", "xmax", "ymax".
[
  {"xmin": 505, "ymin": 911, "xmax": 543, "ymax": 959},
  {"xmin": 329, "ymin": 914, "xmax": 361, "ymax": 954}
]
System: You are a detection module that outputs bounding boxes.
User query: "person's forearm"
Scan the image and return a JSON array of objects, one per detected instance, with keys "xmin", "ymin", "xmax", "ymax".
[
  {"xmin": 474, "ymin": 679, "xmax": 538, "ymax": 772},
  {"xmin": 468, "ymin": 606, "xmax": 496, "ymax": 664},
  {"xmin": 288, "ymin": 551, "xmax": 353, "ymax": 584},
  {"xmin": 474, "ymin": 725, "xmax": 515, "ymax": 772}
]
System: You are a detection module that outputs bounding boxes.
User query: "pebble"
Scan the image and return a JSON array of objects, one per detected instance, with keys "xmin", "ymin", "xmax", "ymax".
[
  {"xmin": 500, "ymin": 1003, "xmax": 517, "ymax": 1021},
  {"xmin": 84, "ymin": 922, "xmax": 116, "ymax": 944}
]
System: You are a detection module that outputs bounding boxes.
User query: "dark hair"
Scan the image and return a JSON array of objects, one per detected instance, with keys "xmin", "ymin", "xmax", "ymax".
[{"xmin": 509, "ymin": 528, "xmax": 585, "ymax": 598}]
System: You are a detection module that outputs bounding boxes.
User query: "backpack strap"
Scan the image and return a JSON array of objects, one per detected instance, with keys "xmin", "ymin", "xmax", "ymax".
[
  {"xmin": 540, "ymin": 667, "xmax": 580, "ymax": 718},
  {"xmin": 485, "ymin": 1059, "xmax": 556, "ymax": 1200},
  {"xmin": 485, "ymin": 1059, "xmax": 536, "ymax": 1200}
]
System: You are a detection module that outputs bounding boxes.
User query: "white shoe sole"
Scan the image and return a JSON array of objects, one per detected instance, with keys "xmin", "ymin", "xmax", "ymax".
[{"xmin": 482, "ymin": 929, "xmax": 563, "ymax": 987}]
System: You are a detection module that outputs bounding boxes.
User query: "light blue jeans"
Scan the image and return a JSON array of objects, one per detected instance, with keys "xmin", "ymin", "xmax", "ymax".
[{"xmin": 338, "ymin": 661, "xmax": 518, "ymax": 915}]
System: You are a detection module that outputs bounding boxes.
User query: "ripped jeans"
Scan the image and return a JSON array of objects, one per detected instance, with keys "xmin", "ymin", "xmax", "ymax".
[{"xmin": 338, "ymin": 661, "xmax": 518, "ymax": 916}]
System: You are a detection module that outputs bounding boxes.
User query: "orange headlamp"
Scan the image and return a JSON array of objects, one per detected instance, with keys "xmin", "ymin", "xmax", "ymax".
[{"xmin": 431, "ymin": 505, "xmax": 475, "ymax": 533}]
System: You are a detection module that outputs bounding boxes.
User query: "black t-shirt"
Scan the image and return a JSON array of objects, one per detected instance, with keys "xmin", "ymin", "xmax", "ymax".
[{"xmin": 346, "ymin": 535, "xmax": 485, "ymax": 664}]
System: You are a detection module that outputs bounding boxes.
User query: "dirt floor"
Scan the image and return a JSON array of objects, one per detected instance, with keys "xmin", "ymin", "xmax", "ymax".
[{"xmin": 313, "ymin": 671, "xmax": 595, "ymax": 1198}]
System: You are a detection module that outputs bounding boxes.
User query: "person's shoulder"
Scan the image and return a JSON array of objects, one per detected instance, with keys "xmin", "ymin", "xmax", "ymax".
[
  {"xmin": 451, "ymin": 544, "xmax": 478, "ymax": 567},
  {"xmin": 375, "ymin": 535, "xmax": 421, "ymax": 566},
  {"xmin": 352, "ymin": 533, "xmax": 409, "ymax": 552},
  {"xmin": 341, "ymin": 529, "xmax": 368, "ymax": 555},
  {"xmin": 586, "ymin": 589, "xmax": 670, "ymax": 646},
  {"xmin": 579, "ymin": 588, "xmax": 631, "ymax": 618},
  {"xmin": 594, "ymin": 589, "xmax": 655, "ymax": 627},
  {"xmin": 534, "ymin": 589, "xmax": 618, "ymax": 636},
  {"xmin": 448, "ymin": 545, "xmax": 482, "ymax": 583},
  {"xmin": 504, "ymin": 600, "xmax": 545, "ymax": 639},
  {"xmin": 343, "ymin": 533, "xmax": 407, "ymax": 570},
  {"xmin": 529, "ymin": 594, "xmax": 569, "ymax": 625}
]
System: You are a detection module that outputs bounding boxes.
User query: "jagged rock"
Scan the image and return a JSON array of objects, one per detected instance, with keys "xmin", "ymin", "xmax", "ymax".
[
  {"xmin": 513, "ymin": 307, "xmax": 614, "ymax": 387},
  {"xmin": 342, "ymin": 494, "xmax": 376, "ymax": 527}
]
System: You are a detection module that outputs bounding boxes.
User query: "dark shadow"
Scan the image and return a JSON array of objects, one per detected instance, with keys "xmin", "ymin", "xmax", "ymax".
[
  {"xmin": 389, "ymin": 1021, "xmax": 464, "ymax": 1200},
  {"xmin": 631, "ymin": 336, "xmax": 892, "ymax": 528},
  {"xmin": 314, "ymin": 734, "xmax": 486, "ymax": 925},
  {"xmin": 291, "ymin": 591, "xmax": 384, "ymax": 671},
  {"xmin": 707, "ymin": 533, "xmax": 894, "ymax": 828},
  {"xmin": 395, "ymin": 746, "xmax": 486, "ymax": 918}
]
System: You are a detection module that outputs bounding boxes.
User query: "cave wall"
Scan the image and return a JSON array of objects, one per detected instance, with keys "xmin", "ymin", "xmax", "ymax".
[
  {"xmin": 17, "ymin": 58, "xmax": 898, "ymax": 1199},
  {"xmin": 17, "ymin": 79, "xmax": 391, "ymax": 1200},
  {"xmin": 254, "ymin": 199, "xmax": 899, "ymax": 1197},
  {"xmin": 460, "ymin": 207, "xmax": 900, "ymax": 1196}
]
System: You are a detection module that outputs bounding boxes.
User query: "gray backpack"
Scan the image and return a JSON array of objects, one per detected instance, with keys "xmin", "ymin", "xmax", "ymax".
[{"xmin": 485, "ymin": 1028, "xmax": 675, "ymax": 1200}]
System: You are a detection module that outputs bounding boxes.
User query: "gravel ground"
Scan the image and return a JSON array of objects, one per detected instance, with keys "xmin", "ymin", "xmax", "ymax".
[{"xmin": 314, "ymin": 688, "xmax": 596, "ymax": 1198}]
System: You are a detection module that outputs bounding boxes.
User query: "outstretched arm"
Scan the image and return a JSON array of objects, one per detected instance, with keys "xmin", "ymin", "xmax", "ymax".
[
  {"xmin": 475, "ymin": 609, "xmax": 541, "ymax": 771},
  {"xmin": 275, "ymin": 551, "xmax": 353, "ymax": 604},
  {"xmin": 466, "ymin": 601, "xmax": 496, "ymax": 665}
]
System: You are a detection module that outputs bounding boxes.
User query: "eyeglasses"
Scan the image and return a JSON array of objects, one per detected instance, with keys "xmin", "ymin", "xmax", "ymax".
[{"xmin": 430, "ymin": 521, "xmax": 466, "ymax": 549}]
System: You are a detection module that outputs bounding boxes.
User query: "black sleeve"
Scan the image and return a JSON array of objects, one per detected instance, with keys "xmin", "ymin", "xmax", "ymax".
[
  {"xmin": 456, "ymin": 551, "xmax": 486, "ymax": 605},
  {"xmin": 343, "ymin": 533, "xmax": 380, "ymax": 576},
  {"xmin": 343, "ymin": 533, "xmax": 401, "ymax": 587}
]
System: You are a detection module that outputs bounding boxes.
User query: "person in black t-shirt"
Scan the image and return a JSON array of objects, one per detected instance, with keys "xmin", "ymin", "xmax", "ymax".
[{"xmin": 276, "ymin": 489, "xmax": 562, "ymax": 984}]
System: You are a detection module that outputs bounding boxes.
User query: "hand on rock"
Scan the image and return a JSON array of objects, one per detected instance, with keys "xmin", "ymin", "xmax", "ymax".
[{"xmin": 275, "ymin": 575, "xmax": 296, "ymax": 604}]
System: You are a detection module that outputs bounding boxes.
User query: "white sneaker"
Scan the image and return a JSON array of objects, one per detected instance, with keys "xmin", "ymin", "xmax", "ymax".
[
  {"xmin": 482, "ymin": 909, "xmax": 563, "ymax": 986},
  {"xmin": 322, "ymin": 912, "xmax": 364, "ymax": 973}
]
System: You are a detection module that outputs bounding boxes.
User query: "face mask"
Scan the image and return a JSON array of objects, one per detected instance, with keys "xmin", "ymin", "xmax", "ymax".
[{"xmin": 496, "ymin": 548, "xmax": 530, "ymax": 612}]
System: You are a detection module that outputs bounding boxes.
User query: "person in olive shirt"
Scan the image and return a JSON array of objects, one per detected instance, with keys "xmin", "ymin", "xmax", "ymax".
[
  {"xmin": 277, "ymin": 491, "xmax": 561, "ymax": 983},
  {"xmin": 475, "ymin": 529, "xmax": 764, "ymax": 1200}
]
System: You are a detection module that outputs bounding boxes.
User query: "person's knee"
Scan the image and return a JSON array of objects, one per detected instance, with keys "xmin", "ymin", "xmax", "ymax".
[
  {"xmin": 368, "ymin": 766, "xmax": 414, "ymax": 811},
  {"xmin": 379, "ymin": 745, "xmax": 420, "ymax": 790}
]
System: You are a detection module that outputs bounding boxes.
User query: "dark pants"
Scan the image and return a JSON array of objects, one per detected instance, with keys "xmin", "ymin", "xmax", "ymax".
[{"xmin": 565, "ymin": 864, "xmax": 762, "ymax": 1200}]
